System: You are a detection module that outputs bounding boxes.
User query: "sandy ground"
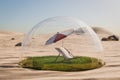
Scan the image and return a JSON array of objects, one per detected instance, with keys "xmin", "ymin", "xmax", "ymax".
[{"xmin": 0, "ymin": 30, "xmax": 120, "ymax": 80}]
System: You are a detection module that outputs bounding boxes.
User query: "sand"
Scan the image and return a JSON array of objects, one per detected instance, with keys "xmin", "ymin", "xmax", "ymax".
[{"xmin": 0, "ymin": 28, "xmax": 120, "ymax": 80}]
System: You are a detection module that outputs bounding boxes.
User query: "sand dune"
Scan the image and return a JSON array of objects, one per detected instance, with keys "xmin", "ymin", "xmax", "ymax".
[
  {"xmin": 0, "ymin": 30, "xmax": 23, "ymax": 36},
  {"xmin": 0, "ymin": 27, "xmax": 120, "ymax": 80},
  {"xmin": 92, "ymin": 27, "xmax": 113, "ymax": 35}
]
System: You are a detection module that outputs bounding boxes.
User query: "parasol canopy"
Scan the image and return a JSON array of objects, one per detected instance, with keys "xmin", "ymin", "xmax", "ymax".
[{"xmin": 45, "ymin": 29, "xmax": 74, "ymax": 45}]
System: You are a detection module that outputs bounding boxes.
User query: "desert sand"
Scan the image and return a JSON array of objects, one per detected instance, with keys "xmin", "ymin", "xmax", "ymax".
[{"xmin": 0, "ymin": 28, "xmax": 120, "ymax": 80}]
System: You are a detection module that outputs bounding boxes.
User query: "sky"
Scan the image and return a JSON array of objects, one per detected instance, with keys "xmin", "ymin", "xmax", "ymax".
[{"xmin": 0, "ymin": 0, "xmax": 120, "ymax": 34}]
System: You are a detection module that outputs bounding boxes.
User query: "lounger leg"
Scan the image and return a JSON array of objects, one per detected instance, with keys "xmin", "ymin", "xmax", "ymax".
[
  {"xmin": 62, "ymin": 58, "xmax": 66, "ymax": 62},
  {"xmin": 55, "ymin": 53, "xmax": 60, "ymax": 62}
]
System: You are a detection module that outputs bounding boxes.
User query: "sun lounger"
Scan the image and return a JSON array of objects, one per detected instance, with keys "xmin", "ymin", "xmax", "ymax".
[{"xmin": 55, "ymin": 47, "xmax": 74, "ymax": 61}]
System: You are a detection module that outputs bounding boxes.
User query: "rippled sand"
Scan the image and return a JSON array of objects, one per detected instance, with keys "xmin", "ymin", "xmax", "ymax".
[{"xmin": 0, "ymin": 29, "xmax": 120, "ymax": 80}]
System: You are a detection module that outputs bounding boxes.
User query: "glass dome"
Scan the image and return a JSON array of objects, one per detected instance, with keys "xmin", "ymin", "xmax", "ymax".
[{"xmin": 22, "ymin": 16, "xmax": 103, "ymax": 59}]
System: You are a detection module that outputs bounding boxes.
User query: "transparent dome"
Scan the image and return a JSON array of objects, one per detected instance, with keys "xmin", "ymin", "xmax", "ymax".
[{"xmin": 22, "ymin": 16, "xmax": 103, "ymax": 59}]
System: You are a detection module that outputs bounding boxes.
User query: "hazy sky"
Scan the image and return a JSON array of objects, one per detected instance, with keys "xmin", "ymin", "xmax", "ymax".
[{"xmin": 0, "ymin": 0, "xmax": 120, "ymax": 34}]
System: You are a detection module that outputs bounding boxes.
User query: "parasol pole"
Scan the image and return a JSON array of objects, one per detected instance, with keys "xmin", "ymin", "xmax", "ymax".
[{"xmin": 62, "ymin": 40, "xmax": 64, "ymax": 47}]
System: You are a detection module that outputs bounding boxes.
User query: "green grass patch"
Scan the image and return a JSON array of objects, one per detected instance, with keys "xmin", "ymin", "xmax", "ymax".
[{"xmin": 19, "ymin": 56, "xmax": 104, "ymax": 71}]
